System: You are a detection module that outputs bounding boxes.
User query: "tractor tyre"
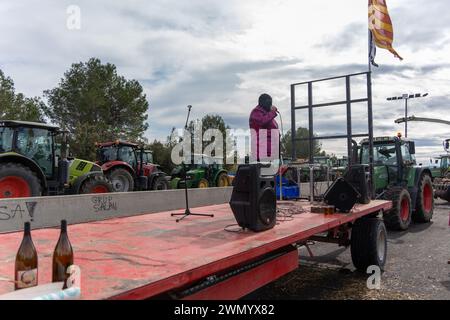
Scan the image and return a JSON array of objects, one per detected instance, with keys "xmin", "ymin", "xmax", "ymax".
[
  {"xmin": 108, "ymin": 168, "xmax": 135, "ymax": 192},
  {"xmin": 383, "ymin": 187, "xmax": 412, "ymax": 231},
  {"xmin": 0, "ymin": 163, "xmax": 42, "ymax": 199},
  {"xmin": 198, "ymin": 179, "xmax": 209, "ymax": 188},
  {"xmin": 351, "ymin": 218, "xmax": 387, "ymax": 272},
  {"xmin": 80, "ymin": 175, "xmax": 113, "ymax": 194},
  {"xmin": 413, "ymin": 174, "xmax": 434, "ymax": 223},
  {"xmin": 217, "ymin": 173, "xmax": 229, "ymax": 187},
  {"xmin": 153, "ymin": 176, "xmax": 169, "ymax": 191}
]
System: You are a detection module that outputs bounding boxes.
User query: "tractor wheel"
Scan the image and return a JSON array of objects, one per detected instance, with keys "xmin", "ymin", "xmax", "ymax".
[
  {"xmin": 153, "ymin": 176, "xmax": 169, "ymax": 190},
  {"xmin": 383, "ymin": 187, "xmax": 412, "ymax": 231},
  {"xmin": 198, "ymin": 179, "xmax": 209, "ymax": 188},
  {"xmin": 351, "ymin": 218, "xmax": 387, "ymax": 272},
  {"xmin": 80, "ymin": 175, "xmax": 113, "ymax": 194},
  {"xmin": 217, "ymin": 173, "xmax": 229, "ymax": 187},
  {"xmin": 413, "ymin": 174, "xmax": 434, "ymax": 223},
  {"xmin": 0, "ymin": 163, "xmax": 42, "ymax": 199},
  {"xmin": 108, "ymin": 168, "xmax": 134, "ymax": 192}
]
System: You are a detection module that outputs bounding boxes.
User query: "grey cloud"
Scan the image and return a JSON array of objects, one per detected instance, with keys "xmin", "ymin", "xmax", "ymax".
[{"xmin": 316, "ymin": 22, "xmax": 367, "ymax": 52}]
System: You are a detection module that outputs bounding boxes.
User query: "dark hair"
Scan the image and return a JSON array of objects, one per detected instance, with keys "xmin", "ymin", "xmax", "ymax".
[{"xmin": 258, "ymin": 94, "xmax": 272, "ymax": 111}]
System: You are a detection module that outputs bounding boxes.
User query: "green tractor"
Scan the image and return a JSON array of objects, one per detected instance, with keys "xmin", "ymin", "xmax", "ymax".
[
  {"xmin": 0, "ymin": 120, "xmax": 113, "ymax": 199},
  {"xmin": 170, "ymin": 154, "xmax": 229, "ymax": 189},
  {"xmin": 429, "ymin": 155, "xmax": 450, "ymax": 202},
  {"xmin": 297, "ymin": 156, "xmax": 333, "ymax": 182},
  {"xmin": 359, "ymin": 136, "xmax": 434, "ymax": 230}
]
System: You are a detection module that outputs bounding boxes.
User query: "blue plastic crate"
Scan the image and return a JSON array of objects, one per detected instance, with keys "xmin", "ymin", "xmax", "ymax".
[{"xmin": 275, "ymin": 184, "xmax": 300, "ymax": 200}]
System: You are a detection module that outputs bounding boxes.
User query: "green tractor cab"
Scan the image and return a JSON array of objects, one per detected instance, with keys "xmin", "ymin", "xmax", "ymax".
[
  {"xmin": 297, "ymin": 156, "xmax": 333, "ymax": 182},
  {"xmin": 428, "ymin": 155, "xmax": 450, "ymax": 179},
  {"xmin": 0, "ymin": 120, "xmax": 113, "ymax": 199},
  {"xmin": 331, "ymin": 156, "xmax": 349, "ymax": 180},
  {"xmin": 170, "ymin": 154, "xmax": 229, "ymax": 189},
  {"xmin": 359, "ymin": 136, "xmax": 434, "ymax": 230}
]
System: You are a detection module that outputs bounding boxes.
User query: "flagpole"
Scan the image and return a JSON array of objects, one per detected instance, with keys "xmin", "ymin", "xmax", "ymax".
[{"xmin": 368, "ymin": 29, "xmax": 372, "ymax": 73}]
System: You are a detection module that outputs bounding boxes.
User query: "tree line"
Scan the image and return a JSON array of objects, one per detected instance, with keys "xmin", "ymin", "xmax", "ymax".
[{"xmin": 0, "ymin": 57, "xmax": 325, "ymax": 173}]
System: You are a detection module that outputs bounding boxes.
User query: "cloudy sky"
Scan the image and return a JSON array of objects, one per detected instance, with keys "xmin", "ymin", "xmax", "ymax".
[{"xmin": 1, "ymin": 0, "xmax": 449, "ymax": 162}]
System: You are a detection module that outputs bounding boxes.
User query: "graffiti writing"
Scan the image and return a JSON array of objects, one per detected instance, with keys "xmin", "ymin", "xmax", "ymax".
[
  {"xmin": 91, "ymin": 196, "xmax": 118, "ymax": 213},
  {"xmin": 0, "ymin": 202, "xmax": 37, "ymax": 221}
]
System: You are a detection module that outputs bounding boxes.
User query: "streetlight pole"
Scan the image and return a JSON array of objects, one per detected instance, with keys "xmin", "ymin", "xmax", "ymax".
[
  {"xmin": 387, "ymin": 93, "xmax": 429, "ymax": 138},
  {"xmin": 404, "ymin": 95, "xmax": 408, "ymax": 138}
]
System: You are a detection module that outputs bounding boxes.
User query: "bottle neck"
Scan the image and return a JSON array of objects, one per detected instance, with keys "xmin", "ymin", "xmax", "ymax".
[
  {"xmin": 24, "ymin": 222, "xmax": 31, "ymax": 236},
  {"xmin": 61, "ymin": 220, "xmax": 67, "ymax": 234}
]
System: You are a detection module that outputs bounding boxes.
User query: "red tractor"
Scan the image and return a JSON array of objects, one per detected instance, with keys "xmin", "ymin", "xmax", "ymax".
[{"xmin": 96, "ymin": 141, "xmax": 169, "ymax": 192}]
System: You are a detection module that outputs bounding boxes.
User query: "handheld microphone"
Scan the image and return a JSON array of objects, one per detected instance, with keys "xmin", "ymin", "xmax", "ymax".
[{"xmin": 187, "ymin": 105, "xmax": 192, "ymax": 110}]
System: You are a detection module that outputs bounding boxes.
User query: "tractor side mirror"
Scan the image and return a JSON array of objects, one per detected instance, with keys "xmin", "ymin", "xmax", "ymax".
[
  {"xmin": 446, "ymin": 141, "xmax": 450, "ymax": 150},
  {"xmin": 409, "ymin": 142, "xmax": 416, "ymax": 155}
]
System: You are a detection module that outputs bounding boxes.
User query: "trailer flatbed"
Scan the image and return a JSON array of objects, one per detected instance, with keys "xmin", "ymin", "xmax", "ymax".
[{"xmin": 0, "ymin": 200, "xmax": 391, "ymax": 300}]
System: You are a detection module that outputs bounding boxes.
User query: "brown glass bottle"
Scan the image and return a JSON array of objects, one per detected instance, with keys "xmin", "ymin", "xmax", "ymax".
[
  {"xmin": 15, "ymin": 222, "xmax": 38, "ymax": 290},
  {"xmin": 52, "ymin": 220, "xmax": 74, "ymax": 289}
]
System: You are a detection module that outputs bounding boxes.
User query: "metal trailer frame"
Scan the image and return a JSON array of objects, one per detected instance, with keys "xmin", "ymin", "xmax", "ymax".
[{"xmin": 290, "ymin": 72, "xmax": 375, "ymax": 199}]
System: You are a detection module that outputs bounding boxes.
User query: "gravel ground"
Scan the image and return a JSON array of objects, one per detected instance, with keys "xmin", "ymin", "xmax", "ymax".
[{"xmin": 248, "ymin": 200, "xmax": 450, "ymax": 300}]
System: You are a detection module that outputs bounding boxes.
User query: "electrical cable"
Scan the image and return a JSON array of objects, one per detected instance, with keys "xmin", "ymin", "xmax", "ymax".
[{"xmin": 224, "ymin": 224, "xmax": 244, "ymax": 233}]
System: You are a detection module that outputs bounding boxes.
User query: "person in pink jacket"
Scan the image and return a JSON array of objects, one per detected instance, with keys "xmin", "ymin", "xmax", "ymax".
[{"xmin": 249, "ymin": 94, "xmax": 280, "ymax": 163}]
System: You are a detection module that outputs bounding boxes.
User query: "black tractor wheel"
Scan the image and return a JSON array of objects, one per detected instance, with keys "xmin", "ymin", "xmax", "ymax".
[
  {"xmin": 108, "ymin": 168, "xmax": 135, "ymax": 192},
  {"xmin": 216, "ymin": 173, "xmax": 230, "ymax": 187},
  {"xmin": 383, "ymin": 187, "xmax": 412, "ymax": 231},
  {"xmin": 351, "ymin": 218, "xmax": 388, "ymax": 272},
  {"xmin": 80, "ymin": 175, "xmax": 113, "ymax": 194},
  {"xmin": 152, "ymin": 176, "xmax": 169, "ymax": 190},
  {"xmin": 413, "ymin": 174, "xmax": 434, "ymax": 223},
  {"xmin": 0, "ymin": 163, "xmax": 42, "ymax": 198}
]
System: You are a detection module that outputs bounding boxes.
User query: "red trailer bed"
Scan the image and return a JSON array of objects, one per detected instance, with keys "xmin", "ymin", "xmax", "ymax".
[{"xmin": 0, "ymin": 200, "xmax": 391, "ymax": 300}]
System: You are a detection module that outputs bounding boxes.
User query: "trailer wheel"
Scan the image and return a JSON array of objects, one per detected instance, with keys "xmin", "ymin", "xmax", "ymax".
[
  {"xmin": 108, "ymin": 168, "xmax": 134, "ymax": 192},
  {"xmin": 351, "ymin": 218, "xmax": 387, "ymax": 272},
  {"xmin": 413, "ymin": 174, "xmax": 434, "ymax": 223},
  {"xmin": 0, "ymin": 163, "xmax": 42, "ymax": 198},
  {"xmin": 383, "ymin": 187, "xmax": 412, "ymax": 231}
]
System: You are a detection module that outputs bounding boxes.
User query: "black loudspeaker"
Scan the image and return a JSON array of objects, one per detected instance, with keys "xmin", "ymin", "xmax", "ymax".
[
  {"xmin": 344, "ymin": 165, "xmax": 371, "ymax": 204},
  {"xmin": 323, "ymin": 178, "xmax": 361, "ymax": 213},
  {"xmin": 229, "ymin": 164, "xmax": 277, "ymax": 232}
]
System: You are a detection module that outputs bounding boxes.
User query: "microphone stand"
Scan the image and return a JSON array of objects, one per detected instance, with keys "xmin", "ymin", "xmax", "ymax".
[{"xmin": 171, "ymin": 105, "xmax": 214, "ymax": 223}]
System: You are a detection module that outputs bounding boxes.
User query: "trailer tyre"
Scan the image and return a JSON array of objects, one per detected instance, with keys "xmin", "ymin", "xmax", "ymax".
[
  {"xmin": 413, "ymin": 174, "xmax": 434, "ymax": 223},
  {"xmin": 351, "ymin": 218, "xmax": 387, "ymax": 272},
  {"xmin": 383, "ymin": 187, "xmax": 412, "ymax": 231},
  {"xmin": 0, "ymin": 163, "xmax": 42, "ymax": 198}
]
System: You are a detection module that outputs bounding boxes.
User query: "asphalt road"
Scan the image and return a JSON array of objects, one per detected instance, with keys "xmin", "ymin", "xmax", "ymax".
[{"xmin": 250, "ymin": 200, "xmax": 450, "ymax": 300}]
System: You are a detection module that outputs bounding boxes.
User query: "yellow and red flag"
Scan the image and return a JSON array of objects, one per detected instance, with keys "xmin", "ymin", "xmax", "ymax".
[{"xmin": 369, "ymin": 0, "xmax": 403, "ymax": 66}]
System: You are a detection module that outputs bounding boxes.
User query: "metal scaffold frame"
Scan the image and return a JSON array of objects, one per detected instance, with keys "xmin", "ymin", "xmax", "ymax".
[{"xmin": 290, "ymin": 71, "xmax": 375, "ymax": 199}]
